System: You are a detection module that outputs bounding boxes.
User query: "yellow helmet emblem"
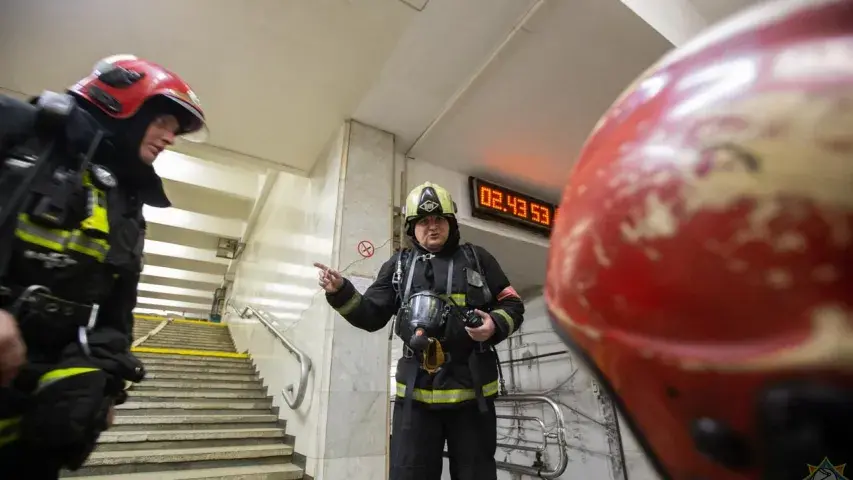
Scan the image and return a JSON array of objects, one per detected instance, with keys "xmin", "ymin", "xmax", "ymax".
[{"xmin": 405, "ymin": 182, "xmax": 456, "ymax": 224}]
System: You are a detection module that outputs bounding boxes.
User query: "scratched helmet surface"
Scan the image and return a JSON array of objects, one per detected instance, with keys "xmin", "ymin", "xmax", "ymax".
[{"xmin": 545, "ymin": 1, "xmax": 853, "ymax": 479}]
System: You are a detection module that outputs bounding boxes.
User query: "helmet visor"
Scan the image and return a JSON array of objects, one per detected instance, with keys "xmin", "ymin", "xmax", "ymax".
[{"xmin": 162, "ymin": 93, "xmax": 207, "ymax": 143}]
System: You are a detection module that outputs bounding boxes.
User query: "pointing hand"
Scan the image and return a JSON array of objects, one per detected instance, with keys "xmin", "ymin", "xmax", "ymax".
[{"xmin": 313, "ymin": 262, "xmax": 344, "ymax": 294}]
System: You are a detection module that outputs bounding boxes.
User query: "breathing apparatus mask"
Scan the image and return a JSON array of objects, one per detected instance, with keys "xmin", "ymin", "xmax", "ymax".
[{"xmin": 395, "ymin": 291, "xmax": 484, "ymax": 373}]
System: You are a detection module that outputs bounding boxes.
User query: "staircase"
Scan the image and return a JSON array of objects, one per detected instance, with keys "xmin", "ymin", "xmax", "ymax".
[{"xmin": 64, "ymin": 318, "xmax": 304, "ymax": 480}]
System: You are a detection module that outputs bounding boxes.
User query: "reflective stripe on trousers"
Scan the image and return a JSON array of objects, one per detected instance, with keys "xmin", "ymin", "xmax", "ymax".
[{"xmin": 394, "ymin": 380, "xmax": 499, "ymax": 404}]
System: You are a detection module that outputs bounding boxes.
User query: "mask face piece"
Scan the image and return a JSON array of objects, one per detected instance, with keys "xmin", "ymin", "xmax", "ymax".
[{"xmin": 397, "ymin": 292, "xmax": 448, "ymax": 351}]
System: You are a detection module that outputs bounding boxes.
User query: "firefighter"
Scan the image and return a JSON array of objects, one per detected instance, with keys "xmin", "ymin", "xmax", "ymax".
[
  {"xmin": 545, "ymin": 1, "xmax": 852, "ymax": 479},
  {"xmin": 0, "ymin": 54, "xmax": 206, "ymax": 479},
  {"xmin": 315, "ymin": 182, "xmax": 524, "ymax": 480}
]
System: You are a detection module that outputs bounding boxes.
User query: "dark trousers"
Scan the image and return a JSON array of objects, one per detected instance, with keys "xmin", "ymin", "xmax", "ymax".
[
  {"xmin": 390, "ymin": 399, "xmax": 497, "ymax": 480},
  {"xmin": 0, "ymin": 384, "xmax": 63, "ymax": 480},
  {"xmin": 0, "ymin": 438, "xmax": 64, "ymax": 480}
]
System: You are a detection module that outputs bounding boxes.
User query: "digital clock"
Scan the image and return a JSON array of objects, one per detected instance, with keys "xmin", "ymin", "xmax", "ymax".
[{"xmin": 468, "ymin": 177, "xmax": 558, "ymax": 236}]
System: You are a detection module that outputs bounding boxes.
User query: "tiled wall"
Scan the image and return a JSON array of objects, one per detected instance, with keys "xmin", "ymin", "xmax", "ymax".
[
  {"xmin": 437, "ymin": 295, "xmax": 660, "ymax": 480},
  {"xmin": 227, "ymin": 123, "xmax": 347, "ymax": 478}
]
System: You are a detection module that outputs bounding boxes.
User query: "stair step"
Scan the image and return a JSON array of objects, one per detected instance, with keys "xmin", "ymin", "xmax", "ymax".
[
  {"xmin": 144, "ymin": 372, "xmax": 258, "ymax": 382},
  {"xmin": 160, "ymin": 327, "xmax": 229, "ymax": 334},
  {"xmin": 130, "ymin": 389, "xmax": 267, "ymax": 399},
  {"xmin": 137, "ymin": 352, "xmax": 249, "ymax": 362},
  {"xmin": 135, "ymin": 376, "xmax": 263, "ymax": 390},
  {"xmin": 65, "ymin": 445, "xmax": 294, "ymax": 477},
  {"xmin": 142, "ymin": 344, "xmax": 236, "ymax": 352},
  {"xmin": 140, "ymin": 365, "xmax": 256, "ymax": 375},
  {"xmin": 140, "ymin": 357, "xmax": 254, "ymax": 370},
  {"xmin": 154, "ymin": 333, "xmax": 230, "ymax": 339},
  {"xmin": 135, "ymin": 380, "xmax": 263, "ymax": 391},
  {"xmin": 118, "ymin": 408, "xmax": 272, "ymax": 417},
  {"xmin": 96, "ymin": 427, "xmax": 285, "ymax": 451},
  {"xmin": 155, "ymin": 328, "xmax": 230, "ymax": 333},
  {"xmin": 138, "ymin": 363, "xmax": 250, "ymax": 373},
  {"xmin": 98, "ymin": 428, "xmax": 285, "ymax": 442},
  {"xmin": 141, "ymin": 337, "xmax": 234, "ymax": 343},
  {"xmin": 66, "ymin": 463, "xmax": 303, "ymax": 479},
  {"xmin": 145, "ymin": 333, "xmax": 232, "ymax": 339},
  {"xmin": 142, "ymin": 335, "xmax": 234, "ymax": 350},
  {"xmin": 85, "ymin": 444, "xmax": 293, "ymax": 465},
  {"xmin": 85, "ymin": 327, "xmax": 299, "ymax": 479},
  {"xmin": 145, "ymin": 336, "xmax": 232, "ymax": 343},
  {"xmin": 118, "ymin": 399, "xmax": 272, "ymax": 413},
  {"xmin": 153, "ymin": 332, "xmax": 230, "ymax": 338},
  {"xmin": 163, "ymin": 322, "xmax": 226, "ymax": 327},
  {"xmin": 112, "ymin": 413, "xmax": 278, "ymax": 428},
  {"xmin": 141, "ymin": 362, "xmax": 254, "ymax": 372}
]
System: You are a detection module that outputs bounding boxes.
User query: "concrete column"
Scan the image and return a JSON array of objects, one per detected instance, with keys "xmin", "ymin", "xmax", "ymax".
[{"xmin": 315, "ymin": 120, "xmax": 395, "ymax": 479}]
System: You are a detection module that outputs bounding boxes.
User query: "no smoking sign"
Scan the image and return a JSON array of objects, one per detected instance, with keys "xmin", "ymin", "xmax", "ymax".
[{"xmin": 357, "ymin": 240, "xmax": 375, "ymax": 258}]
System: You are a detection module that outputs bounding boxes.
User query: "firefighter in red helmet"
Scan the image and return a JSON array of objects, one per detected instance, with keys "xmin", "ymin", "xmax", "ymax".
[
  {"xmin": 546, "ymin": 1, "xmax": 853, "ymax": 479},
  {"xmin": 0, "ymin": 55, "xmax": 206, "ymax": 478}
]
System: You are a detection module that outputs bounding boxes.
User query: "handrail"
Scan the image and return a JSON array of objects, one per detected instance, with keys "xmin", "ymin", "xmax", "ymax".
[
  {"xmin": 228, "ymin": 301, "xmax": 312, "ymax": 409},
  {"xmin": 494, "ymin": 394, "xmax": 569, "ymax": 479},
  {"xmin": 131, "ymin": 316, "xmax": 174, "ymax": 348},
  {"xmin": 127, "ymin": 316, "xmax": 174, "ymax": 391}
]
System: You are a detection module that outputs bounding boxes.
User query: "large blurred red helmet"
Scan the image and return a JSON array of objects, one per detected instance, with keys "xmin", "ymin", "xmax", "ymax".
[
  {"xmin": 545, "ymin": 0, "xmax": 853, "ymax": 479},
  {"xmin": 69, "ymin": 54, "xmax": 207, "ymax": 142}
]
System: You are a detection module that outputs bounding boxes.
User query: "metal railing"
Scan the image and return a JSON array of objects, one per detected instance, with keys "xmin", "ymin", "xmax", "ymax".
[
  {"xmin": 228, "ymin": 301, "xmax": 312, "ymax": 409},
  {"xmin": 494, "ymin": 394, "xmax": 569, "ymax": 479}
]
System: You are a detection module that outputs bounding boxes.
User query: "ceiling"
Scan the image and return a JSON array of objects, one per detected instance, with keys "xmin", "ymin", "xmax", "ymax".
[
  {"xmin": 402, "ymin": 0, "xmax": 762, "ymax": 203},
  {"xmin": 407, "ymin": 0, "xmax": 672, "ymax": 202},
  {"xmin": 365, "ymin": 0, "xmax": 761, "ymax": 299},
  {"xmin": 0, "ymin": 0, "xmax": 763, "ymax": 318},
  {"xmin": 0, "ymin": 0, "xmax": 416, "ymax": 172}
]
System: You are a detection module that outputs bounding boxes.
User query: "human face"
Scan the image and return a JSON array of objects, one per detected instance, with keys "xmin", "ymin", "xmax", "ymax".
[
  {"xmin": 139, "ymin": 114, "xmax": 180, "ymax": 165},
  {"xmin": 414, "ymin": 215, "xmax": 450, "ymax": 252}
]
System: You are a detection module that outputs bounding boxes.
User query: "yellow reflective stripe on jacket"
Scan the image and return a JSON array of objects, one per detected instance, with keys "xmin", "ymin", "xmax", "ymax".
[
  {"xmin": 16, "ymin": 214, "xmax": 108, "ymax": 262},
  {"xmin": 37, "ymin": 367, "xmax": 100, "ymax": 391},
  {"xmin": 81, "ymin": 172, "xmax": 109, "ymax": 238},
  {"xmin": 449, "ymin": 293, "xmax": 465, "ymax": 306},
  {"xmin": 395, "ymin": 380, "xmax": 499, "ymax": 404},
  {"xmin": 491, "ymin": 309, "xmax": 515, "ymax": 335},
  {"xmin": 335, "ymin": 291, "xmax": 362, "ymax": 316},
  {"xmin": 68, "ymin": 231, "xmax": 109, "ymax": 260},
  {"xmin": 0, "ymin": 416, "xmax": 21, "ymax": 447}
]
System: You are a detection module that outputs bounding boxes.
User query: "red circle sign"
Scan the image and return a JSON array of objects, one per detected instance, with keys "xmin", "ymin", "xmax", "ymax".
[{"xmin": 357, "ymin": 240, "xmax": 375, "ymax": 258}]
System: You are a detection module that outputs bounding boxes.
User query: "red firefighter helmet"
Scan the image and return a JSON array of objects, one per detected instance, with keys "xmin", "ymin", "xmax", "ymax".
[
  {"xmin": 69, "ymin": 54, "xmax": 207, "ymax": 141},
  {"xmin": 545, "ymin": 1, "xmax": 853, "ymax": 479}
]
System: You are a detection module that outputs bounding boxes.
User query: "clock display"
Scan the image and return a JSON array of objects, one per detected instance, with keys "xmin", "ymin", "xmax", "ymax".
[{"xmin": 468, "ymin": 177, "xmax": 557, "ymax": 235}]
